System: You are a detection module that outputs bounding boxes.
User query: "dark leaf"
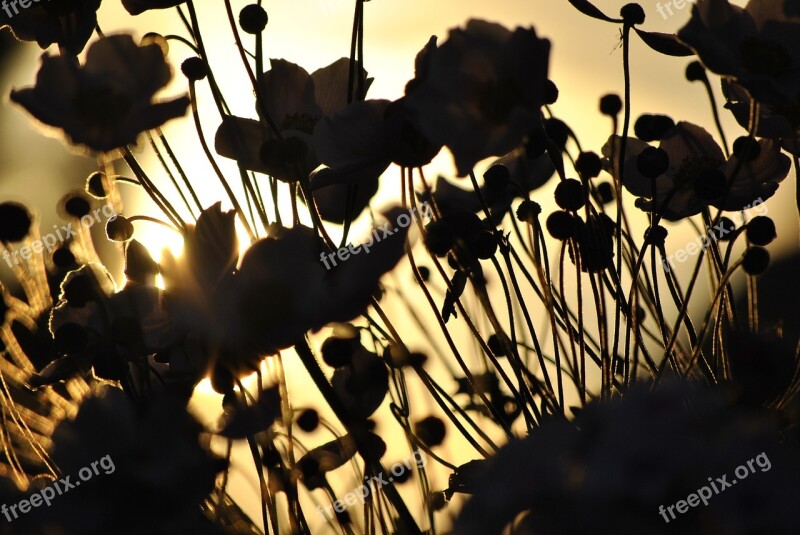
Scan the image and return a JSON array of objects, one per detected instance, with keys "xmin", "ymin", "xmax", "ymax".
[
  {"xmin": 567, "ymin": 0, "xmax": 619, "ymax": 23},
  {"xmin": 635, "ymin": 29, "xmax": 693, "ymax": 57},
  {"xmin": 442, "ymin": 269, "xmax": 468, "ymax": 323}
]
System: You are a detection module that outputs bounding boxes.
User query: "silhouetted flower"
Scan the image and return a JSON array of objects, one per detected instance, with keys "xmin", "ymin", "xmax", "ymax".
[
  {"xmin": 602, "ymin": 121, "xmax": 790, "ymax": 219},
  {"xmin": 20, "ymin": 387, "xmax": 226, "ymax": 535},
  {"xmin": 0, "ymin": 0, "xmax": 101, "ymax": 55},
  {"xmin": 159, "ymin": 203, "xmax": 245, "ymax": 388},
  {"xmin": 455, "ymin": 381, "xmax": 800, "ymax": 535},
  {"xmin": 405, "ymin": 19, "xmax": 551, "ymax": 176},
  {"xmin": 11, "ymin": 35, "xmax": 190, "ymax": 153},
  {"xmin": 235, "ymin": 209, "xmax": 410, "ymax": 353},
  {"xmin": 723, "ymin": 79, "xmax": 800, "ymax": 155},
  {"xmin": 44, "ymin": 255, "xmax": 171, "ymax": 385},
  {"xmin": 678, "ymin": 0, "xmax": 800, "ymax": 108},
  {"xmin": 215, "ymin": 57, "xmax": 383, "ymax": 222},
  {"xmin": 215, "ymin": 57, "xmax": 365, "ymax": 182}
]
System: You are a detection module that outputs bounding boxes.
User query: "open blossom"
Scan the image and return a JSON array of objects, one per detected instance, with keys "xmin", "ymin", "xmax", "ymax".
[
  {"xmin": 0, "ymin": 0, "xmax": 101, "ymax": 55},
  {"xmin": 234, "ymin": 209, "xmax": 410, "ymax": 354},
  {"xmin": 602, "ymin": 121, "xmax": 790, "ymax": 220},
  {"xmin": 678, "ymin": 0, "xmax": 800, "ymax": 108},
  {"xmin": 405, "ymin": 19, "xmax": 551, "ymax": 176},
  {"xmin": 310, "ymin": 97, "xmax": 440, "ymax": 222},
  {"xmin": 723, "ymin": 79, "xmax": 800, "ymax": 156},
  {"xmin": 215, "ymin": 57, "xmax": 386, "ymax": 222},
  {"xmin": 10, "ymin": 35, "xmax": 190, "ymax": 153}
]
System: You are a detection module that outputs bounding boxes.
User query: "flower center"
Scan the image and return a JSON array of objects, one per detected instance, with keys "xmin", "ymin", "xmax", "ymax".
[
  {"xmin": 479, "ymin": 78, "xmax": 523, "ymax": 124},
  {"xmin": 740, "ymin": 38, "xmax": 793, "ymax": 77},
  {"xmin": 281, "ymin": 113, "xmax": 320, "ymax": 135},
  {"xmin": 672, "ymin": 156, "xmax": 724, "ymax": 195},
  {"xmin": 73, "ymin": 86, "xmax": 132, "ymax": 129}
]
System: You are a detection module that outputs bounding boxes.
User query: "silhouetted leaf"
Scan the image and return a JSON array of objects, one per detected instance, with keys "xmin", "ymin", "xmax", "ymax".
[
  {"xmin": 635, "ymin": 29, "xmax": 693, "ymax": 57},
  {"xmin": 567, "ymin": 0, "xmax": 619, "ymax": 23}
]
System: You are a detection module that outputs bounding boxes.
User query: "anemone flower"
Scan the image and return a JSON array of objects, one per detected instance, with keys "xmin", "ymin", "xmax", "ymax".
[
  {"xmin": 454, "ymin": 381, "xmax": 800, "ymax": 535},
  {"xmin": 10, "ymin": 35, "xmax": 190, "ymax": 153},
  {"xmin": 678, "ymin": 0, "xmax": 800, "ymax": 108},
  {"xmin": 215, "ymin": 57, "xmax": 386, "ymax": 222},
  {"xmin": 723, "ymin": 79, "xmax": 800, "ymax": 156},
  {"xmin": 602, "ymin": 121, "xmax": 790, "ymax": 220},
  {"xmin": 0, "ymin": 0, "xmax": 101, "ymax": 55},
  {"xmin": 405, "ymin": 19, "xmax": 551, "ymax": 177},
  {"xmin": 234, "ymin": 208, "xmax": 410, "ymax": 354}
]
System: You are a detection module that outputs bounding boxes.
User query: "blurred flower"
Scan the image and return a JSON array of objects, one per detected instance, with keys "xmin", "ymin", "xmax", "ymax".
[
  {"xmin": 726, "ymin": 328, "xmax": 797, "ymax": 408},
  {"xmin": 602, "ymin": 121, "xmax": 790, "ymax": 220},
  {"xmin": 678, "ymin": 0, "xmax": 800, "ymax": 108},
  {"xmin": 723, "ymin": 79, "xmax": 800, "ymax": 155},
  {"xmin": 122, "ymin": 0, "xmax": 187, "ymax": 16},
  {"xmin": 0, "ymin": 0, "xmax": 101, "ymax": 55},
  {"xmin": 405, "ymin": 19, "xmax": 551, "ymax": 176},
  {"xmin": 454, "ymin": 381, "xmax": 800, "ymax": 535},
  {"xmin": 19, "ymin": 386, "xmax": 226, "ymax": 535},
  {"xmin": 41, "ymin": 246, "xmax": 171, "ymax": 385},
  {"xmin": 10, "ymin": 34, "xmax": 190, "ymax": 153},
  {"xmin": 159, "ymin": 203, "xmax": 246, "ymax": 391},
  {"xmin": 234, "ymin": 210, "xmax": 409, "ymax": 353},
  {"xmin": 330, "ymin": 341, "xmax": 389, "ymax": 420}
]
